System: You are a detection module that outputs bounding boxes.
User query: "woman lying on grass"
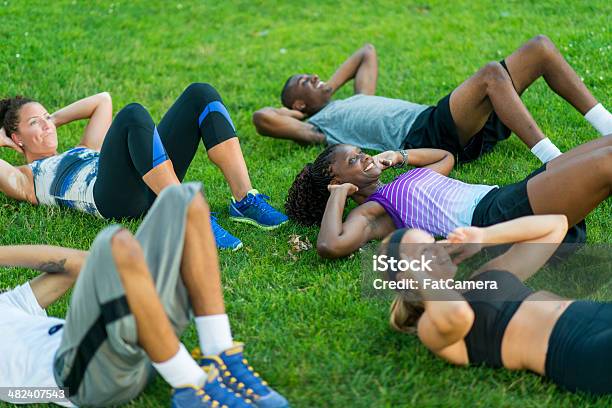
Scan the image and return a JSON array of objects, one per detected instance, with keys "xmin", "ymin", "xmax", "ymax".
[
  {"xmin": 383, "ymin": 215, "xmax": 612, "ymax": 395},
  {"xmin": 0, "ymin": 83, "xmax": 287, "ymax": 250},
  {"xmin": 285, "ymin": 137, "xmax": 612, "ymax": 259}
]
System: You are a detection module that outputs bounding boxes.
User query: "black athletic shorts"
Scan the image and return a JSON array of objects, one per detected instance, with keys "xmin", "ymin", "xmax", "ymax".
[
  {"xmin": 403, "ymin": 60, "xmax": 513, "ymax": 163},
  {"xmin": 471, "ymin": 164, "xmax": 587, "ymax": 244}
]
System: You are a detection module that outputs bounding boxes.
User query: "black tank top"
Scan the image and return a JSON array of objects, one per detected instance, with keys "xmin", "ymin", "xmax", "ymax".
[{"xmin": 463, "ymin": 270, "xmax": 534, "ymax": 368}]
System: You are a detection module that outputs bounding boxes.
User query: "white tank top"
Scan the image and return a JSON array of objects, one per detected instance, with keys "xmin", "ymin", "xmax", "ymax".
[{"xmin": 28, "ymin": 147, "xmax": 102, "ymax": 217}]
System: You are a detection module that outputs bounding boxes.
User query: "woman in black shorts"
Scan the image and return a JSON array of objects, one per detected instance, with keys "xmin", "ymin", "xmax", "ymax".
[
  {"xmin": 285, "ymin": 136, "xmax": 611, "ymax": 259},
  {"xmin": 383, "ymin": 215, "xmax": 612, "ymax": 395},
  {"xmin": 0, "ymin": 83, "xmax": 287, "ymax": 250}
]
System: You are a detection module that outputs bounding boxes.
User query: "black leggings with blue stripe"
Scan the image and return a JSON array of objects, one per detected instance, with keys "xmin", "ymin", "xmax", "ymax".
[{"xmin": 93, "ymin": 83, "xmax": 236, "ymax": 219}]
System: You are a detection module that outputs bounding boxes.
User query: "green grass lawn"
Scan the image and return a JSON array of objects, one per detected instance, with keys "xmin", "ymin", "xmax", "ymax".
[{"xmin": 1, "ymin": 0, "xmax": 611, "ymax": 406}]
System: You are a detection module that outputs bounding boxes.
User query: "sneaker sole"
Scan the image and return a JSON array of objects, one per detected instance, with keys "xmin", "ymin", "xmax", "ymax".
[
  {"xmin": 229, "ymin": 216, "xmax": 288, "ymax": 230},
  {"xmin": 218, "ymin": 241, "xmax": 243, "ymax": 251}
]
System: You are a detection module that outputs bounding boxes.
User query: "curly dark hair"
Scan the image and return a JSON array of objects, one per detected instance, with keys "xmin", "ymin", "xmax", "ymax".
[
  {"xmin": 0, "ymin": 96, "xmax": 35, "ymax": 135},
  {"xmin": 285, "ymin": 144, "xmax": 344, "ymax": 226}
]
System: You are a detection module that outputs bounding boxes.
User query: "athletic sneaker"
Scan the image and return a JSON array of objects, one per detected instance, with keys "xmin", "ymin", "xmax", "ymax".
[
  {"xmin": 229, "ymin": 190, "xmax": 288, "ymax": 230},
  {"xmin": 210, "ymin": 214, "xmax": 243, "ymax": 251},
  {"xmin": 192, "ymin": 344, "xmax": 290, "ymax": 408},
  {"xmin": 172, "ymin": 367, "xmax": 253, "ymax": 408}
]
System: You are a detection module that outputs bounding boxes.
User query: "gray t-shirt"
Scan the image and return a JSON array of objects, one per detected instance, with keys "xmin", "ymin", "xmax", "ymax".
[{"xmin": 307, "ymin": 94, "xmax": 429, "ymax": 151}]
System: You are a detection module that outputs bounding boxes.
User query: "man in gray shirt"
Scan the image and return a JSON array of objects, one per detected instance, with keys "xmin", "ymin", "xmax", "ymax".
[{"xmin": 253, "ymin": 37, "xmax": 611, "ymax": 164}]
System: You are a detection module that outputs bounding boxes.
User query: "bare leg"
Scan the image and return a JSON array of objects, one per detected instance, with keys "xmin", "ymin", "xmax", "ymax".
[
  {"xmin": 504, "ymin": 35, "xmax": 597, "ymax": 113},
  {"xmin": 180, "ymin": 192, "xmax": 226, "ymax": 316},
  {"xmin": 547, "ymin": 135, "xmax": 612, "ymax": 169},
  {"xmin": 207, "ymin": 138, "xmax": 252, "ymax": 201},
  {"xmin": 142, "ymin": 160, "xmax": 181, "ymax": 195},
  {"xmin": 527, "ymin": 146, "xmax": 612, "ymax": 226},
  {"xmin": 449, "ymin": 61, "xmax": 547, "ymax": 148},
  {"xmin": 111, "ymin": 229, "xmax": 179, "ymax": 362},
  {"xmin": 449, "ymin": 35, "xmax": 600, "ymax": 149}
]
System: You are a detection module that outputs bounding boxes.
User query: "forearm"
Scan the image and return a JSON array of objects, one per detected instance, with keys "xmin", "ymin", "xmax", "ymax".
[
  {"xmin": 411, "ymin": 270, "xmax": 472, "ymax": 336},
  {"xmin": 252, "ymin": 108, "xmax": 324, "ymax": 143},
  {"xmin": 51, "ymin": 92, "xmax": 112, "ymax": 127},
  {"xmin": 406, "ymin": 149, "xmax": 454, "ymax": 171},
  {"xmin": 327, "ymin": 44, "xmax": 377, "ymax": 94},
  {"xmin": 481, "ymin": 215, "xmax": 568, "ymax": 244},
  {"xmin": 0, "ymin": 245, "xmax": 87, "ymax": 276},
  {"xmin": 317, "ymin": 190, "xmax": 354, "ymax": 257},
  {"xmin": 318, "ymin": 190, "xmax": 349, "ymax": 243},
  {"xmin": 253, "ymin": 107, "xmax": 298, "ymax": 135}
]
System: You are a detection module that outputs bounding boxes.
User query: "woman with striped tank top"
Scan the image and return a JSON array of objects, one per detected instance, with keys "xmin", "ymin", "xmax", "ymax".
[
  {"xmin": 285, "ymin": 138, "xmax": 612, "ymax": 259},
  {"xmin": 0, "ymin": 84, "xmax": 288, "ymax": 250}
]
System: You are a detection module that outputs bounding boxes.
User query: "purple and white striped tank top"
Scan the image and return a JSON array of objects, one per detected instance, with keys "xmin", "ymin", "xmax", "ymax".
[{"xmin": 366, "ymin": 168, "xmax": 497, "ymax": 237}]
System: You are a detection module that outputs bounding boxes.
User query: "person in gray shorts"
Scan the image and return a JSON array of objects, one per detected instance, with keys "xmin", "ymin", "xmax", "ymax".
[
  {"xmin": 253, "ymin": 36, "xmax": 612, "ymax": 164},
  {"xmin": 0, "ymin": 183, "xmax": 289, "ymax": 408}
]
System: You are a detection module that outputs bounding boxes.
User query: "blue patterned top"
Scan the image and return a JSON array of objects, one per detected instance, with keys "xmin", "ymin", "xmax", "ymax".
[{"xmin": 29, "ymin": 147, "xmax": 101, "ymax": 217}]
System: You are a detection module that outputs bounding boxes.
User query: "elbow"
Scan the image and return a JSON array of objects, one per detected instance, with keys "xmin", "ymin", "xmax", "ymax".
[
  {"xmin": 437, "ymin": 302, "xmax": 474, "ymax": 335},
  {"xmin": 316, "ymin": 240, "xmax": 342, "ymax": 259},
  {"xmin": 316, "ymin": 241, "xmax": 334, "ymax": 258},
  {"xmin": 556, "ymin": 214, "xmax": 569, "ymax": 232},
  {"xmin": 440, "ymin": 151, "xmax": 455, "ymax": 175},
  {"xmin": 252, "ymin": 110, "xmax": 270, "ymax": 135},
  {"xmin": 551, "ymin": 214, "xmax": 569, "ymax": 242},
  {"xmin": 362, "ymin": 43, "xmax": 376, "ymax": 54},
  {"xmin": 445, "ymin": 151, "xmax": 455, "ymax": 168},
  {"xmin": 448, "ymin": 303, "xmax": 474, "ymax": 333},
  {"xmin": 99, "ymin": 91, "xmax": 112, "ymax": 102},
  {"xmin": 70, "ymin": 250, "xmax": 89, "ymax": 279}
]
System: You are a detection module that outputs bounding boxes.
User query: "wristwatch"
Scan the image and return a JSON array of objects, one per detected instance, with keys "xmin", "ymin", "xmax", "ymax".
[{"xmin": 394, "ymin": 150, "xmax": 409, "ymax": 168}]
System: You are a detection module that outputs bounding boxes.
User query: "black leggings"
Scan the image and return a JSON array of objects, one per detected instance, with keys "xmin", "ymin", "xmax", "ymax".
[
  {"xmin": 545, "ymin": 301, "xmax": 612, "ymax": 395},
  {"xmin": 93, "ymin": 83, "xmax": 236, "ymax": 219}
]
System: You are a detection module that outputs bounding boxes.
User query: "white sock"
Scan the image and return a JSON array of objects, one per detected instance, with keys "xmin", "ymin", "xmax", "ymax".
[
  {"xmin": 152, "ymin": 343, "xmax": 206, "ymax": 389},
  {"xmin": 195, "ymin": 314, "xmax": 233, "ymax": 356},
  {"xmin": 584, "ymin": 103, "xmax": 612, "ymax": 136},
  {"xmin": 531, "ymin": 138, "xmax": 562, "ymax": 163}
]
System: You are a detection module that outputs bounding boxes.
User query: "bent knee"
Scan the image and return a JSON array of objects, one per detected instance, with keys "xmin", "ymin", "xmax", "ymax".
[
  {"xmin": 116, "ymin": 103, "xmax": 154, "ymax": 128},
  {"xmin": 187, "ymin": 192, "xmax": 210, "ymax": 220},
  {"xmin": 529, "ymin": 34, "xmax": 557, "ymax": 54},
  {"xmin": 182, "ymin": 82, "xmax": 222, "ymax": 103},
  {"xmin": 480, "ymin": 61, "xmax": 510, "ymax": 85},
  {"xmin": 111, "ymin": 229, "xmax": 145, "ymax": 266}
]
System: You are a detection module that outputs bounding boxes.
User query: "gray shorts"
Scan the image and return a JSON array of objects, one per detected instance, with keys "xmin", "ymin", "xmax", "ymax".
[{"xmin": 53, "ymin": 182, "xmax": 202, "ymax": 406}]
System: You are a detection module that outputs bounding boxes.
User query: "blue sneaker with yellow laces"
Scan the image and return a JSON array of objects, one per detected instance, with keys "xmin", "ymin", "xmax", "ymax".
[
  {"xmin": 192, "ymin": 344, "xmax": 290, "ymax": 408},
  {"xmin": 210, "ymin": 215, "xmax": 243, "ymax": 251},
  {"xmin": 229, "ymin": 190, "xmax": 288, "ymax": 230},
  {"xmin": 172, "ymin": 366, "xmax": 253, "ymax": 408}
]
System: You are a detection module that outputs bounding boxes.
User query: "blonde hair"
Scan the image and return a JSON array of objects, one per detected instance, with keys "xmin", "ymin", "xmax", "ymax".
[
  {"xmin": 389, "ymin": 295, "xmax": 425, "ymax": 334},
  {"xmin": 380, "ymin": 231, "xmax": 427, "ymax": 335}
]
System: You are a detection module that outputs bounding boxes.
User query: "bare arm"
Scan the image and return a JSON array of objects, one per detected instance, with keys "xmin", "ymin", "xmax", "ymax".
[
  {"xmin": 316, "ymin": 183, "xmax": 393, "ymax": 258},
  {"xmin": 410, "ymin": 269, "xmax": 474, "ymax": 352},
  {"xmin": 0, "ymin": 159, "xmax": 35, "ymax": 203},
  {"xmin": 326, "ymin": 43, "xmax": 378, "ymax": 96},
  {"xmin": 51, "ymin": 92, "xmax": 113, "ymax": 151},
  {"xmin": 447, "ymin": 215, "xmax": 568, "ymax": 280},
  {"xmin": 411, "ymin": 216, "xmax": 566, "ymax": 353},
  {"xmin": 252, "ymin": 107, "xmax": 326, "ymax": 144},
  {"xmin": 407, "ymin": 148, "xmax": 455, "ymax": 175},
  {"xmin": 373, "ymin": 148, "xmax": 455, "ymax": 175},
  {"xmin": 0, "ymin": 245, "xmax": 88, "ymax": 308}
]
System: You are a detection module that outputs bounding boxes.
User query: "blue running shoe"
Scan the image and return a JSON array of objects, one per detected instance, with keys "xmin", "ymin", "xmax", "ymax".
[
  {"xmin": 172, "ymin": 367, "xmax": 253, "ymax": 408},
  {"xmin": 229, "ymin": 190, "xmax": 288, "ymax": 230},
  {"xmin": 210, "ymin": 214, "xmax": 243, "ymax": 251},
  {"xmin": 192, "ymin": 344, "xmax": 290, "ymax": 408}
]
